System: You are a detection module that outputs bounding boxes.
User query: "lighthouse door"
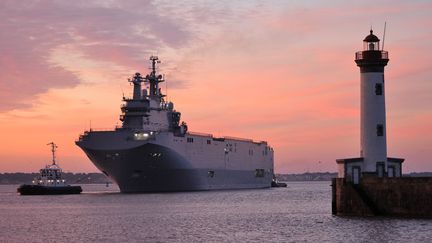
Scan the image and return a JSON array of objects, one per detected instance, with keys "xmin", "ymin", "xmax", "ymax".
[
  {"xmin": 376, "ymin": 162, "xmax": 385, "ymax": 177},
  {"xmin": 388, "ymin": 166, "xmax": 395, "ymax": 178},
  {"xmin": 352, "ymin": 167, "xmax": 360, "ymax": 184}
]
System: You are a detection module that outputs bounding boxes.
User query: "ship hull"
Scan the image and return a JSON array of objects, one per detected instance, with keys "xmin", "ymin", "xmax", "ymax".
[
  {"xmin": 77, "ymin": 141, "xmax": 272, "ymax": 193},
  {"xmin": 17, "ymin": 185, "xmax": 82, "ymax": 195}
]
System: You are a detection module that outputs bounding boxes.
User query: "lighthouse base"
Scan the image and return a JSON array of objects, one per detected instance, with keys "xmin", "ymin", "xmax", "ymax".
[
  {"xmin": 336, "ymin": 157, "xmax": 404, "ymax": 181},
  {"xmin": 332, "ymin": 176, "xmax": 432, "ymax": 218}
]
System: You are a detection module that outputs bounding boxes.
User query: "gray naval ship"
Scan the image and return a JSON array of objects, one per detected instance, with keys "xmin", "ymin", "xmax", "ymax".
[{"xmin": 76, "ymin": 56, "xmax": 274, "ymax": 192}]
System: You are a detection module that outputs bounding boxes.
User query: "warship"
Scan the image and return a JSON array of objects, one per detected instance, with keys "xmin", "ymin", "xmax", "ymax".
[{"xmin": 76, "ymin": 56, "xmax": 274, "ymax": 192}]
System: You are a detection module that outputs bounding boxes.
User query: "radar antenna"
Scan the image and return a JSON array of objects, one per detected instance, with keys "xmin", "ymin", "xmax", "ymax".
[
  {"xmin": 145, "ymin": 56, "xmax": 165, "ymax": 98},
  {"xmin": 149, "ymin": 55, "xmax": 161, "ymax": 76},
  {"xmin": 47, "ymin": 142, "xmax": 58, "ymax": 165}
]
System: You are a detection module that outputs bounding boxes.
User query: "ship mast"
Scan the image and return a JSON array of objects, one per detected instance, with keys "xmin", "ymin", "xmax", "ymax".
[
  {"xmin": 146, "ymin": 56, "xmax": 165, "ymax": 99},
  {"xmin": 151, "ymin": 55, "xmax": 159, "ymax": 76},
  {"xmin": 47, "ymin": 142, "xmax": 58, "ymax": 165}
]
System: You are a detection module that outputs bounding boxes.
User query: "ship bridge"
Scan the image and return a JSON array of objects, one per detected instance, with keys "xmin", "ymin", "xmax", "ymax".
[{"xmin": 119, "ymin": 56, "xmax": 187, "ymax": 135}]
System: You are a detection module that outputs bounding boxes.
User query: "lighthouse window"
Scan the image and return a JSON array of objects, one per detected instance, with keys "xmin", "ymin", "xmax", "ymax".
[
  {"xmin": 375, "ymin": 83, "xmax": 383, "ymax": 95},
  {"xmin": 377, "ymin": 124, "xmax": 384, "ymax": 136}
]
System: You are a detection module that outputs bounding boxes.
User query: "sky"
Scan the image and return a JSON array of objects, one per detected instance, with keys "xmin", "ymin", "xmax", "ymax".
[{"xmin": 0, "ymin": 0, "xmax": 431, "ymax": 173}]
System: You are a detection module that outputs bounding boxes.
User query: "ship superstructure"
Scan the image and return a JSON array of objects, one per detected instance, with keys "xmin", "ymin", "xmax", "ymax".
[
  {"xmin": 32, "ymin": 142, "xmax": 67, "ymax": 187},
  {"xmin": 76, "ymin": 56, "xmax": 274, "ymax": 192}
]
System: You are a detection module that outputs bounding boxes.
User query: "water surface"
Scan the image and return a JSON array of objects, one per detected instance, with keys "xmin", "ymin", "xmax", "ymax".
[{"xmin": 1, "ymin": 182, "xmax": 431, "ymax": 242}]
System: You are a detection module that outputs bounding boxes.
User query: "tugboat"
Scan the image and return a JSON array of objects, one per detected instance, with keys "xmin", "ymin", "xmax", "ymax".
[
  {"xmin": 271, "ymin": 174, "xmax": 287, "ymax": 187},
  {"xmin": 17, "ymin": 142, "xmax": 82, "ymax": 195}
]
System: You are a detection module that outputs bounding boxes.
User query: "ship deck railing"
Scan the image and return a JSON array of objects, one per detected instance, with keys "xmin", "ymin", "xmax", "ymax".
[
  {"xmin": 76, "ymin": 126, "xmax": 123, "ymax": 142},
  {"xmin": 85, "ymin": 126, "xmax": 123, "ymax": 132},
  {"xmin": 188, "ymin": 132, "xmax": 267, "ymax": 145},
  {"xmin": 188, "ymin": 131, "xmax": 213, "ymax": 137}
]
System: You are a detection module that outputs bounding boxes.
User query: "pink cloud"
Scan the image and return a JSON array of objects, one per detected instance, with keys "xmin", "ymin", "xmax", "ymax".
[{"xmin": 0, "ymin": 0, "xmax": 193, "ymax": 111}]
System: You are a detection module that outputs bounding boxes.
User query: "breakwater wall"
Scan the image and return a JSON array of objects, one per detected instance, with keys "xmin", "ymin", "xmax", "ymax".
[{"xmin": 332, "ymin": 176, "xmax": 432, "ymax": 218}]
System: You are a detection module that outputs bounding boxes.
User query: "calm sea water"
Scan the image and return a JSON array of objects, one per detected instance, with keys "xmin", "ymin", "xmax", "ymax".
[{"xmin": 1, "ymin": 182, "xmax": 431, "ymax": 242}]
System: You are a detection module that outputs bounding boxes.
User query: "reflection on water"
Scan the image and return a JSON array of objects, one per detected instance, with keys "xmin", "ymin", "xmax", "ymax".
[{"xmin": 1, "ymin": 182, "xmax": 431, "ymax": 242}]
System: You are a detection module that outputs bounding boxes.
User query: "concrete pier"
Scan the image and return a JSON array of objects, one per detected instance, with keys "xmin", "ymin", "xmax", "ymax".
[{"xmin": 332, "ymin": 177, "xmax": 432, "ymax": 218}]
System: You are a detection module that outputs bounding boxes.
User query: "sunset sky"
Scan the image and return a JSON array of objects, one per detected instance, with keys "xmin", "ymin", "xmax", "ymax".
[{"xmin": 0, "ymin": 0, "xmax": 431, "ymax": 173}]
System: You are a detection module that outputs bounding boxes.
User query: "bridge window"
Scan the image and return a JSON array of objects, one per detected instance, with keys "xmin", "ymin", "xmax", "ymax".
[
  {"xmin": 187, "ymin": 137, "xmax": 194, "ymax": 143},
  {"xmin": 207, "ymin": 140, "xmax": 211, "ymax": 145}
]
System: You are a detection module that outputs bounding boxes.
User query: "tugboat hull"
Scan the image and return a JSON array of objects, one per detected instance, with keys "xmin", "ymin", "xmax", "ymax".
[{"xmin": 17, "ymin": 185, "xmax": 82, "ymax": 195}]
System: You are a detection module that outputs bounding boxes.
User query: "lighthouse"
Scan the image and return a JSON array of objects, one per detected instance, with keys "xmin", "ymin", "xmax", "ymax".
[
  {"xmin": 358, "ymin": 29, "xmax": 389, "ymax": 175},
  {"xmin": 331, "ymin": 30, "xmax": 432, "ymax": 218},
  {"xmin": 337, "ymin": 30, "xmax": 404, "ymax": 183}
]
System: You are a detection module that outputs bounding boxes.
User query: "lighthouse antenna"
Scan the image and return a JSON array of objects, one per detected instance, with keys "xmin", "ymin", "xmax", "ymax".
[
  {"xmin": 164, "ymin": 74, "xmax": 168, "ymax": 101},
  {"xmin": 382, "ymin": 22, "xmax": 387, "ymax": 50},
  {"xmin": 47, "ymin": 142, "xmax": 58, "ymax": 165}
]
